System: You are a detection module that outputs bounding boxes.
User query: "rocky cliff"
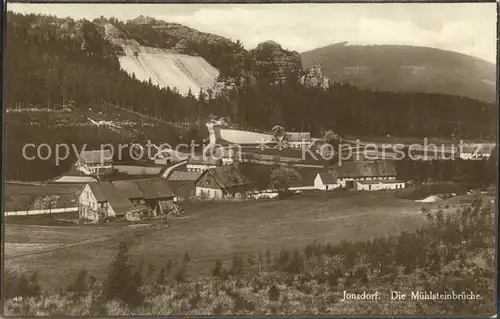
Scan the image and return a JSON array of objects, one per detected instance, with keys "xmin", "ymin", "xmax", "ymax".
[
  {"xmin": 250, "ymin": 41, "xmax": 302, "ymax": 84},
  {"xmin": 299, "ymin": 64, "xmax": 330, "ymax": 89},
  {"xmin": 130, "ymin": 15, "xmax": 234, "ymax": 48}
]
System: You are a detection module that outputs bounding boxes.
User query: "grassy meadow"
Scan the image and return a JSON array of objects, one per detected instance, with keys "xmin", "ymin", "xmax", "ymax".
[{"xmin": 5, "ymin": 192, "xmax": 428, "ymax": 289}]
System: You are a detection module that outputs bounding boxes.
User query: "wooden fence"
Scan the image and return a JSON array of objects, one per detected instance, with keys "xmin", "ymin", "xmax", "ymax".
[{"xmin": 4, "ymin": 207, "xmax": 78, "ymax": 217}]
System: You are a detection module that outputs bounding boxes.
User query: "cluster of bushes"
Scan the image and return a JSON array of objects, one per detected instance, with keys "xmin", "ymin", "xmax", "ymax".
[{"xmin": 4, "ymin": 199, "xmax": 495, "ymax": 316}]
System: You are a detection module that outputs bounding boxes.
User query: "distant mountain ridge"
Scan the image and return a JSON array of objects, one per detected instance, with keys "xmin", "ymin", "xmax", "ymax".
[{"xmin": 301, "ymin": 42, "xmax": 495, "ymax": 103}]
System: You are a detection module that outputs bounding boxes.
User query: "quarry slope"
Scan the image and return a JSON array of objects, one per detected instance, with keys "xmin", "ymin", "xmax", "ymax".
[
  {"xmin": 119, "ymin": 45, "xmax": 220, "ymax": 96},
  {"xmin": 103, "ymin": 23, "xmax": 220, "ymax": 96}
]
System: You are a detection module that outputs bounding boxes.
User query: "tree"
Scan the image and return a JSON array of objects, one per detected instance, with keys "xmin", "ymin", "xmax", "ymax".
[
  {"xmin": 183, "ymin": 252, "xmax": 191, "ymax": 265},
  {"xmin": 270, "ymin": 165, "xmax": 296, "ymax": 193},
  {"xmin": 268, "ymin": 285, "xmax": 280, "ymax": 301},
  {"xmin": 270, "ymin": 125, "xmax": 289, "ymax": 150},
  {"xmin": 266, "ymin": 248, "xmax": 272, "ymax": 269},
  {"xmin": 102, "ymin": 240, "xmax": 143, "ymax": 307},
  {"xmin": 231, "ymin": 254, "xmax": 244, "ymax": 275},
  {"xmin": 322, "ymin": 129, "xmax": 341, "ymax": 151},
  {"xmin": 175, "ymin": 265, "xmax": 187, "ymax": 282},
  {"xmin": 247, "ymin": 253, "xmax": 256, "ymax": 267},
  {"xmin": 66, "ymin": 268, "xmax": 90, "ymax": 297},
  {"xmin": 157, "ymin": 266, "xmax": 168, "ymax": 285},
  {"xmin": 212, "ymin": 259, "xmax": 223, "ymax": 278}
]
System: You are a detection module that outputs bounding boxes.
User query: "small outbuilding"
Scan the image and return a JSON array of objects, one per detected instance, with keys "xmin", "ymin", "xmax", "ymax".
[{"xmin": 314, "ymin": 172, "xmax": 339, "ymax": 191}]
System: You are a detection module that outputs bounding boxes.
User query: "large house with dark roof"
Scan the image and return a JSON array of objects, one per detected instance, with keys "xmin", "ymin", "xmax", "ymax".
[
  {"xmin": 195, "ymin": 165, "xmax": 250, "ymax": 199},
  {"xmin": 328, "ymin": 161, "xmax": 405, "ymax": 191},
  {"xmin": 75, "ymin": 150, "xmax": 114, "ymax": 175},
  {"xmin": 78, "ymin": 178, "xmax": 175, "ymax": 222}
]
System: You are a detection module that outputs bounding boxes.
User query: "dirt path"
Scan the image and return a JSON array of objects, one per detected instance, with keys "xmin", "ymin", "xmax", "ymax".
[
  {"xmin": 161, "ymin": 159, "xmax": 188, "ymax": 178},
  {"xmin": 5, "ymin": 223, "xmax": 161, "ymax": 259}
]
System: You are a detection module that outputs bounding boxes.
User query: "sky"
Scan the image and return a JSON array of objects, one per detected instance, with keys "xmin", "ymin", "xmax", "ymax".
[{"xmin": 8, "ymin": 3, "xmax": 497, "ymax": 63}]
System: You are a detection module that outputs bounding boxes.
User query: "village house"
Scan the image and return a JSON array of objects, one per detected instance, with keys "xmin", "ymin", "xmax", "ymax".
[
  {"xmin": 328, "ymin": 160, "xmax": 405, "ymax": 191},
  {"xmin": 287, "ymin": 132, "xmax": 312, "ymax": 149},
  {"xmin": 356, "ymin": 179, "xmax": 405, "ymax": 191},
  {"xmin": 75, "ymin": 149, "xmax": 114, "ymax": 176},
  {"xmin": 153, "ymin": 151, "xmax": 173, "ymax": 165},
  {"xmin": 186, "ymin": 156, "xmax": 221, "ymax": 173},
  {"xmin": 167, "ymin": 170, "xmax": 201, "ymax": 200},
  {"xmin": 215, "ymin": 146, "xmax": 243, "ymax": 165},
  {"xmin": 195, "ymin": 165, "xmax": 251, "ymax": 199},
  {"xmin": 457, "ymin": 144, "xmax": 495, "ymax": 160},
  {"xmin": 314, "ymin": 172, "xmax": 339, "ymax": 191},
  {"xmin": 78, "ymin": 178, "xmax": 175, "ymax": 222}
]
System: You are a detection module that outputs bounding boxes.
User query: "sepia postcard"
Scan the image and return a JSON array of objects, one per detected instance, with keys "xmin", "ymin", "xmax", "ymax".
[{"xmin": 2, "ymin": 1, "xmax": 498, "ymax": 317}]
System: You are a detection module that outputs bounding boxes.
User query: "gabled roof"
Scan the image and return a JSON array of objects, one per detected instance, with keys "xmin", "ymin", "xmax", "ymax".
[
  {"xmin": 85, "ymin": 178, "xmax": 175, "ymax": 215},
  {"xmin": 111, "ymin": 180, "xmax": 144, "ymax": 198},
  {"xmin": 330, "ymin": 161, "xmax": 397, "ymax": 178},
  {"xmin": 317, "ymin": 172, "xmax": 337, "ymax": 184},
  {"xmin": 88, "ymin": 182, "xmax": 114, "ymax": 202},
  {"xmin": 78, "ymin": 150, "xmax": 113, "ymax": 164},
  {"xmin": 87, "ymin": 182, "xmax": 138, "ymax": 215},
  {"xmin": 200, "ymin": 166, "xmax": 250, "ymax": 189},
  {"xmin": 167, "ymin": 171, "xmax": 201, "ymax": 182},
  {"xmin": 135, "ymin": 178, "xmax": 175, "ymax": 199}
]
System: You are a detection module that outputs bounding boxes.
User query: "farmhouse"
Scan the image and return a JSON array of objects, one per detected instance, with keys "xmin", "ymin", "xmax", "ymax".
[
  {"xmin": 314, "ymin": 172, "xmax": 339, "ymax": 191},
  {"xmin": 186, "ymin": 156, "xmax": 220, "ymax": 173},
  {"xmin": 195, "ymin": 165, "xmax": 250, "ymax": 199},
  {"xmin": 287, "ymin": 132, "xmax": 312, "ymax": 149},
  {"xmin": 78, "ymin": 178, "xmax": 175, "ymax": 222},
  {"xmin": 167, "ymin": 171, "xmax": 201, "ymax": 200},
  {"xmin": 75, "ymin": 149, "xmax": 113, "ymax": 175},
  {"xmin": 329, "ymin": 160, "xmax": 404, "ymax": 191}
]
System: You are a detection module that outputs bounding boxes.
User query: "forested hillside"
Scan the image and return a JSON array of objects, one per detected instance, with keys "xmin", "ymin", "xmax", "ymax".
[
  {"xmin": 5, "ymin": 13, "xmax": 200, "ymax": 122},
  {"xmin": 301, "ymin": 42, "xmax": 496, "ymax": 103},
  {"xmin": 3, "ymin": 12, "xmax": 496, "ymax": 181}
]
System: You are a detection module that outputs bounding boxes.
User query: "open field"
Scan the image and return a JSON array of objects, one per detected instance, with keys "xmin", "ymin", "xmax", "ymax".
[
  {"xmin": 4, "ymin": 182, "xmax": 83, "ymax": 211},
  {"xmin": 5, "ymin": 191, "xmax": 430, "ymax": 290}
]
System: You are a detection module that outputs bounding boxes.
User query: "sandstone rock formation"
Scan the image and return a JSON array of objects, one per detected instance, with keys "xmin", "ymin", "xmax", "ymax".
[
  {"xmin": 251, "ymin": 40, "xmax": 302, "ymax": 84},
  {"xmin": 299, "ymin": 63, "xmax": 330, "ymax": 89}
]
